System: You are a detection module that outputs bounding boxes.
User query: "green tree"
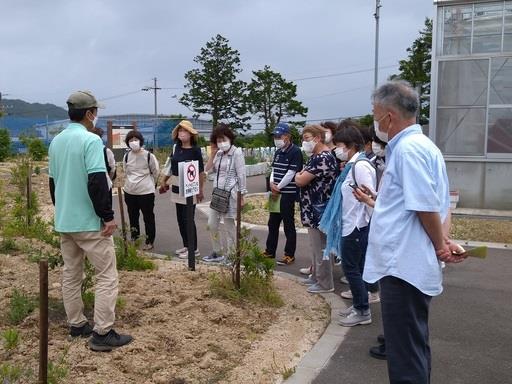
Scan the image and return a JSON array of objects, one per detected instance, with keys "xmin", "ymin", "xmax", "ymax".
[
  {"xmin": 390, "ymin": 18, "xmax": 432, "ymax": 124},
  {"xmin": 358, "ymin": 114, "xmax": 374, "ymax": 127},
  {"xmin": 180, "ymin": 34, "xmax": 248, "ymax": 132},
  {"xmin": 0, "ymin": 128, "xmax": 11, "ymax": 161},
  {"xmin": 20, "ymin": 135, "xmax": 47, "ymax": 161},
  {"xmin": 247, "ymin": 66, "xmax": 308, "ymax": 143}
]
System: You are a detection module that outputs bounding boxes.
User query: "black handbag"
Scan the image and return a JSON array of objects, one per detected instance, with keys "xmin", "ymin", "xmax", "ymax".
[{"xmin": 210, "ymin": 154, "xmax": 234, "ymax": 213}]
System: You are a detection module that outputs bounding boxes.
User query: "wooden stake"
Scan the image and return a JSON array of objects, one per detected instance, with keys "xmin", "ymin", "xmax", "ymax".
[
  {"xmin": 38, "ymin": 259, "xmax": 48, "ymax": 384},
  {"xmin": 117, "ymin": 186, "xmax": 128, "ymax": 256},
  {"xmin": 235, "ymin": 191, "xmax": 242, "ymax": 290}
]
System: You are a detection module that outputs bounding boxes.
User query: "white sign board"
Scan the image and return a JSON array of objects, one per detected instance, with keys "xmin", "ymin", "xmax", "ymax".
[
  {"xmin": 112, "ymin": 128, "xmax": 133, "ymax": 149},
  {"xmin": 179, "ymin": 160, "xmax": 200, "ymax": 198}
]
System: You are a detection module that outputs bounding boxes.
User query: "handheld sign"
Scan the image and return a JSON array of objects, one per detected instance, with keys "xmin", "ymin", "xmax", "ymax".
[
  {"xmin": 453, "ymin": 245, "xmax": 488, "ymax": 259},
  {"xmin": 179, "ymin": 160, "xmax": 200, "ymax": 198},
  {"xmin": 178, "ymin": 160, "xmax": 200, "ymax": 271}
]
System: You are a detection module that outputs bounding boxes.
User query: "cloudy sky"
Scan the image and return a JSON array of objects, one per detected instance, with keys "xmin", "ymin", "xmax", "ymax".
[{"xmin": 1, "ymin": 0, "xmax": 434, "ymax": 128}]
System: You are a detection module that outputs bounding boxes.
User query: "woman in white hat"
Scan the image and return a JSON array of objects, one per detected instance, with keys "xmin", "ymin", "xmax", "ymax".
[{"xmin": 160, "ymin": 120, "xmax": 205, "ymax": 258}]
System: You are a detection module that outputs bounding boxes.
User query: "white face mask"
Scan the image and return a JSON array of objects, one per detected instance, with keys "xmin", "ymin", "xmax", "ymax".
[
  {"xmin": 374, "ymin": 119, "xmax": 389, "ymax": 143},
  {"xmin": 129, "ymin": 140, "xmax": 140, "ymax": 151},
  {"xmin": 334, "ymin": 147, "xmax": 349, "ymax": 161},
  {"xmin": 274, "ymin": 139, "xmax": 285, "ymax": 149},
  {"xmin": 324, "ymin": 131, "xmax": 332, "ymax": 144},
  {"xmin": 372, "ymin": 142, "xmax": 386, "ymax": 158},
  {"xmin": 88, "ymin": 112, "xmax": 98, "ymax": 128},
  {"xmin": 302, "ymin": 140, "xmax": 316, "ymax": 155},
  {"xmin": 217, "ymin": 141, "xmax": 231, "ymax": 152}
]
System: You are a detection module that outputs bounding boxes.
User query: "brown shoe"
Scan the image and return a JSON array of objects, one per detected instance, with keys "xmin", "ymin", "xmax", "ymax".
[
  {"xmin": 263, "ymin": 251, "xmax": 275, "ymax": 259},
  {"xmin": 276, "ymin": 255, "xmax": 295, "ymax": 265}
]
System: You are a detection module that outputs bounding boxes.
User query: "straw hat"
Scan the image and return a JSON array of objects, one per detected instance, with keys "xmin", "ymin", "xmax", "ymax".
[{"xmin": 172, "ymin": 120, "xmax": 198, "ymax": 140}]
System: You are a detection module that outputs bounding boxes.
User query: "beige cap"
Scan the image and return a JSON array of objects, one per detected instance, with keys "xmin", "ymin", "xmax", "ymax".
[{"xmin": 66, "ymin": 90, "xmax": 105, "ymax": 109}]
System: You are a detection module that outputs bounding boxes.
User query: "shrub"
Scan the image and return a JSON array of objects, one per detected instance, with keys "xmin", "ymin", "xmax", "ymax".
[
  {"xmin": 0, "ymin": 128, "xmax": 11, "ymax": 161},
  {"xmin": 209, "ymin": 228, "xmax": 283, "ymax": 307},
  {"xmin": 8, "ymin": 289, "xmax": 37, "ymax": 325},
  {"xmin": 20, "ymin": 135, "xmax": 47, "ymax": 161},
  {"xmin": 2, "ymin": 328, "xmax": 20, "ymax": 351},
  {"xmin": 28, "ymin": 249, "xmax": 63, "ymax": 269}
]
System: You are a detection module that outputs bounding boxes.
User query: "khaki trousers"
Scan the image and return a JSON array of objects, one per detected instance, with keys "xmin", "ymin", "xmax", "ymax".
[{"xmin": 60, "ymin": 231, "xmax": 118, "ymax": 335}]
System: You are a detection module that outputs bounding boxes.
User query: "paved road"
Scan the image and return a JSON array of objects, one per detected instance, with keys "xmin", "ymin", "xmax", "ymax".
[{"xmin": 115, "ymin": 175, "xmax": 512, "ymax": 383}]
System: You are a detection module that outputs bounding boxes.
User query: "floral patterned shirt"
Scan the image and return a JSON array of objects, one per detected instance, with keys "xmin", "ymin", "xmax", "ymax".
[{"xmin": 299, "ymin": 151, "xmax": 338, "ymax": 228}]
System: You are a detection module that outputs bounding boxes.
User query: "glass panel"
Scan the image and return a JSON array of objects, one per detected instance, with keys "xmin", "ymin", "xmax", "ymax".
[
  {"xmin": 437, "ymin": 7, "xmax": 445, "ymax": 56},
  {"xmin": 437, "ymin": 108, "xmax": 486, "ymax": 155},
  {"xmin": 488, "ymin": 108, "xmax": 512, "ymax": 153},
  {"xmin": 438, "ymin": 60, "xmax": 488, "ymax": 106},
  {"xmin": 473, "ymin": 3, "xmax": 503, "ymax": 53},
  {"xmin": 490, "ymin": 57, "xmax": 512, "ymax": 104},
  {"xmin": 443, "ymin": 5, "xmax": 473, "ymax": 55},
  {"xmin": 504, "ymin": 2, "xmax": 512, "ymax": 52}
]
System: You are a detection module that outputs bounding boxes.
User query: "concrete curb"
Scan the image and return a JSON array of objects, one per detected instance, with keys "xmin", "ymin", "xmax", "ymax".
[
  {"xmin": 196, "ymin": 192, "xmax": 309, "ymax": 234},
  {"xmin": 274, "ymin": 271, "xmax": 350, "ymax": 384}
]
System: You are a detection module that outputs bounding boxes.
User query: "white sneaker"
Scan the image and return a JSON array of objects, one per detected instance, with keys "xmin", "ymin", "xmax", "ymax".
[
  {"xmin": 299, "ymin": 266, "xmax": 312, "ymax": 275},
  {"xmin": 369, "ymin": 292, "xmax": 381, "ymax": 304},
  {"xmin": 342, "ymin": 290, "xmax": 381, "ymax": 304},
  {"xmin": 307, "ymin": 283, "xmax": 334, "ymax": 294},
  {"xmin": 340, "ymin": 276, "xmax": 349, "ymax": 284},
  {"xmin": 178, "ymin": 249, "xmax": 200, "ymax": 259},
  {"xmin": 175, "ymin": 247, "xmax": 187, "ymax": 255},
  {"xmin": 338, "ymin": 309, "xmax": 372, "ymax": 327},
  {"xmin": 338, "ymin": 305, "xmax": 354, "ymax": 317}
]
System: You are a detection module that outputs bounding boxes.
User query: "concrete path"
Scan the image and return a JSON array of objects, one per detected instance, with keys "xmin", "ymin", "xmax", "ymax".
[{"xmin": 114, "ymin": 175, "xmax": 512, "ymax": 384}]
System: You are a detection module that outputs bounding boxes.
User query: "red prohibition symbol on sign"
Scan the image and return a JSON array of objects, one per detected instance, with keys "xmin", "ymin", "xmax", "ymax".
[{"xmin": 187, "ymin": 164, "xmax": 197, "ymax": 182}]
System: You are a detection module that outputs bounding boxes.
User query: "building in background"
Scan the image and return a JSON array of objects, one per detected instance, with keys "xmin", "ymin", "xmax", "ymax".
[
  {"xmin": 33, "ymin": 114, "xmax": 213, "ymax": 149},
  {"xmin": 431, "ymin": 0, "xmax": 512, "ymax": 209}
]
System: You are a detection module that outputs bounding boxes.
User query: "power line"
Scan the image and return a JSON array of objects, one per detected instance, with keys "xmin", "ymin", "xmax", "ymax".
[
  {"xmin": 99, "ymin": 90, "xmax": 143, "ymax": 101},
  {"xmin": 291, "ymin": 64, "xmax": 397, "ymax": 82},
  {"xmin": 301, "ymin": 85, "xmax": 372, "ymax": 100}
]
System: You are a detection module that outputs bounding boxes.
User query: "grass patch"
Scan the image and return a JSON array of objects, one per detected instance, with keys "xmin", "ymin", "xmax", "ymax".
[
  {"xmin": 115, "ymin": 237, "xmax": 156, "ymax": 271},
  {"xmin": 0, "ymin": 236, "xmax": 18, "ymax": 254},
  {"xmin": 47, "ymin": 347, "xmax": 69, "ymax": 384},
  {"xmin": 209, "ymin": 227, "xmax": 283, "ymax": 307},
  {"xmin": 209, "ymin": 272, "xmax": 283, "ymax": 307},
  {"xmin": 8, "ymin": 289, "xmax": 38, "ymax": 325},
  {"xmin": 2, "ymin": 328, "xmax": 20, "ymax": 351},
  {"xmin": 451, "ymin": 217, "xmax": 512, "ymax": 244},
  {"xmin": 271, "ymin": 352, "xmax": 296, "ymax": 380},
  {"xmin": 0, "ymin": 363, "xmax": 24, "ymax": 383}
]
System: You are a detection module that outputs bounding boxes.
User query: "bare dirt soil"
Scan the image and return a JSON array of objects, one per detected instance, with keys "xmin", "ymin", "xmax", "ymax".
[
  {"xmin": 0, "ymin": 161, "xmax": 330, "ymax": 384},
  {"xmin": 0, "ymin": 254, "xmax": 329, "ymax": 384}
]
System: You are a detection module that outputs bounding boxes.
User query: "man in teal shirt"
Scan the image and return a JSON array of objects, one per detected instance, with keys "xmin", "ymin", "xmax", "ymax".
[{"xmin": 49, "ymin": 90, "xmax": 132, "ymax": 351}]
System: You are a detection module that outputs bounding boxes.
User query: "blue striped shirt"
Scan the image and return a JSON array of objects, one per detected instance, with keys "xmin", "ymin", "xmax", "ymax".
[{"xmin": 272, "ymin": 144, "xmax": 303, "ymax": 194}]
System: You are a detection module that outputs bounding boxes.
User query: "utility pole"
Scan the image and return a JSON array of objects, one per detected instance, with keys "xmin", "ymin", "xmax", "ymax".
[
  {"xmin": 374, "ymin": 0, "xmax": 382, "ymax": 90},
  {"xmin": 142, "ymin": 77, "xmax": 161, "ymax": 148}
]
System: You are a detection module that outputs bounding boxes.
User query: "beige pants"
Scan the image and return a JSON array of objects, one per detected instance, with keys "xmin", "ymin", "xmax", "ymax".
[
  {"xmin": 60, "ymin": 231, "xmax": 118, "ymax": 335},
  {"xmin": 208, "ymin": 208, "xmax": 236, "ymax": 256}
]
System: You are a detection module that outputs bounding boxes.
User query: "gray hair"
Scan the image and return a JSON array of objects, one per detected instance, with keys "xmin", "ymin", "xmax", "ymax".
[{"xmin": 372, "ymin": 80, "xmax": 419, "ymax": 119}]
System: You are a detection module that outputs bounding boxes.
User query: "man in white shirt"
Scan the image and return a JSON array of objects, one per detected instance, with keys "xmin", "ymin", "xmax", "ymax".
[{"xmin": 363, "ymin": 81, "xmax": 467, "ymax": 383}]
